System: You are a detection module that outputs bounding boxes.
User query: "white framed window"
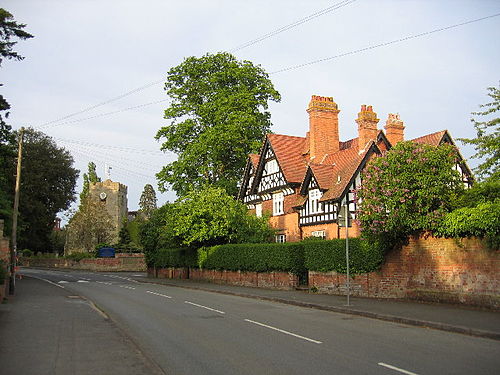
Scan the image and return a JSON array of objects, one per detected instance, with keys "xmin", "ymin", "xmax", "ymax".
[
  {"xmin": 255, "ymin": 203, "xmax": 262, "ymax": 218},
  {"xmin": 275, "ymin": 234, "xmax": 286, "ymax": 243},
  {"xmin": 273, "ymin": 192, "xmax": 284, "ymax": 216},
  {"xmin": 311, "ymin": 230, "xmax": 326, "ymax": 239},
  {"xmin": 308, "ymin": 189, "xmax": 322, "ymax": 214},
  {"xmin": 265, "ymin": 159, "xmax": 279, "ymax": 175}
]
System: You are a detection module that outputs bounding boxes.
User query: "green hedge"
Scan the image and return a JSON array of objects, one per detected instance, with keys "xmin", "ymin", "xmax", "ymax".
[
  {"xmin": 150, "ymin": 239, "xmax": 384, "ymax": 275},
  {"xmin": 304, "ymin": 238, "xmax": 384, "ymax": 274},
  {"xmin": 198, "ymin": 243, "xmax": 305, "ymax": 275},
  {"xmin": 154, "ymin": 248, "xmax": 198, "ymax": 268}
]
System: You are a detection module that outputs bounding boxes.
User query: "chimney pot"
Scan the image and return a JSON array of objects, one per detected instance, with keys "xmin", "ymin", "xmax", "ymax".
[{"xmin": 307, "ymin": 95, "xmax": 340, "ymax": 159}]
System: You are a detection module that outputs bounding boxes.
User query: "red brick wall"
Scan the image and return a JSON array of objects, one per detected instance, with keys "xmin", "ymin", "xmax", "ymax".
[
  {"xmin": 20, "ymin": 254, "xmax": 146, "ymax": 272},
  {"xmin": 154, "ymin": 267, "xmax": 299, "ymax": 290},
  {"xmin": 309, "ymin": 236, "xmax": 500, "ymax": 309},
  {"xmin": 0, "ymin": 220, "xmax": 9, "ymax": 301}
]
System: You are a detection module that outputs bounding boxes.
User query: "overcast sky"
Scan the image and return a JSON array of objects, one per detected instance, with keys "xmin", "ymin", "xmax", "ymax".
[{"xmin": 3, "ymin": 0, "xmax": 499, "ymax": 218}]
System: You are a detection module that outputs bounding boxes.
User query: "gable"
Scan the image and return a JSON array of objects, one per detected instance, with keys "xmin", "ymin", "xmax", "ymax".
[{"xmin": 251, "ymin": 138, "xmax": 288, "ymax": 194}]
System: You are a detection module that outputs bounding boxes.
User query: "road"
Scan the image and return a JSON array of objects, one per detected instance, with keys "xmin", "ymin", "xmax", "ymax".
[{"xmin": 20, "ymin": 268, "xmax": 500, "ymax": 375}]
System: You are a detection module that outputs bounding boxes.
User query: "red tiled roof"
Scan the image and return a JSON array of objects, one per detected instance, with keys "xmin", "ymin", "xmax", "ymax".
[
  {"xmin": 411, "ymin": 130, "xmax": 447, "ymax": 146},
  {"xmin": 268, "ymin": 134, "xmax": 308, "ymax": 183},
  {"xmin": 249, "ymin": 154, "xmax": 260, "ymax": 168}
]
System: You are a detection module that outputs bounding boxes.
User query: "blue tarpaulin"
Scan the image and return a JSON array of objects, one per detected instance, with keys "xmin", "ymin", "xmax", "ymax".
[{"xmin": 98, "ymin": 247, "xmax": 115, "ymax": 258}]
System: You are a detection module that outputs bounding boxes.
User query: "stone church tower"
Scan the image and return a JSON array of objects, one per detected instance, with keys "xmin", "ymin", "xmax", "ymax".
[{"xmin": 88, "ymin": 179, "xmax": 128, "ymax": 245}]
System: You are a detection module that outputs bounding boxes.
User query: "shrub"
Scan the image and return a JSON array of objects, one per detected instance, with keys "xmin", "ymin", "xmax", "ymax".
[
  {"xmin": 65, "ymin": 252, "xmax": 93, "ymax": 262},
  {"xmin": 304, "ymin": 238, "xmax": 384, "ymax": 274},
  {"xmin": 198, "ymin": 243, "xmax": 305, "ymax": 275},
  {"xmin": 154, "ymin": 248, "xmax": 198, "ymax": 268},
  {"xmin": 436, "ymin": 202, "xmax": 500, "ymax": 249},
  {"xmin": 0, "ymin": 259, "xmax": 7, "ymax": 284},
  {"xmin": 21, "ymin": 249, "xmax": 33, "ymax": 257}
]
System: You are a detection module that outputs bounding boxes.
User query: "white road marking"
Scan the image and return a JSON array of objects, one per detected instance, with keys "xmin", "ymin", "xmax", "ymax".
[
  {"xmin": 58, "ymin": 281, "xmax": 69, "ymax": 284},
  {"xmin": 378, "ymin": 362, "xmax": 419, "ymax": 375},
  {"xmin": 77, "ymin": 280, "xmax": 89, "ymax": 283},
  {"xmin": 244, "ymin": 319, "xmax": 322, "ymax": 344},
  {"xmin": 32, "ymin": 276, "xmax": 65, "ymax": 289},
  {"xmin": 96, "ymin": 281, "xmax": 113, "ymax": 285},
  {"xmin": 132, "ymin": 274, "xmax": 144, "ymax": 277},
  {"xmin": 105, "ymin": 275, "xmax": 138, "ymax": 283},
  {"xmin": 119, "ymin": 285, "xmax": 136, "ymax": 290},
  {"xmin": 146, "ymin": 291, "xmax": 172, "ymax": 299},
  {"xmin": 184, "ymin": 301, "xmax": 225, "ymax": 314}
]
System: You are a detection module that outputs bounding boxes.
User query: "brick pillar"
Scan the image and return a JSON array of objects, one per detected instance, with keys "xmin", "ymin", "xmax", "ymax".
[
  {"xmin": 356, "ymin": 105, "xmax": 379, "ymax": 151},
  {"xmin": 385, "ymin": 113, "xmax": 405, "ymax": 146},
  {"xmin": 307, "ymin": 95, "xmax": 340, "ymax": 161}
]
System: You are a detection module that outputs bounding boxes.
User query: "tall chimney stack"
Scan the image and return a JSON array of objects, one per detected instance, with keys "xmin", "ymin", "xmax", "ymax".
[
  {"xmin": 385, "ymin": 113, "xmax": 405, "ymax": 145},
  {"xmin": 356, "ymin": 105, "xmax": 379, "ymax": 151},
  {"xmin": 307, "ymin": 95, "xmax": 340, "ymax": 160}
]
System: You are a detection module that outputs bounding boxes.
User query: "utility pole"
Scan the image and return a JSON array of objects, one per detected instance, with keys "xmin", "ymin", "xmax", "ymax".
[
  {"xmin": 345, "ymin": 203, "xmax": 350, "ymax": 307},
  {"xmin": 9, "ymin": 127, "xmax": 24, "ymax": 295}
]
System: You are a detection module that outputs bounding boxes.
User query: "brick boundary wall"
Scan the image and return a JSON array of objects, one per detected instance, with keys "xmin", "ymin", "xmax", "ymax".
[
  {"xmin": 309, "ymin": 236, "xmax": 500, "ymax": 310},
  {"xmin": 148, "ymin": 267, "xmax": 299, "ymax": 290},
  {"xmin": 20, "ymin": 254, "xmax": 146, "ymax": 272}
]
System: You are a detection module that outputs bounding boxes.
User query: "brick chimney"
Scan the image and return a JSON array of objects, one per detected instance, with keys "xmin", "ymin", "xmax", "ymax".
[
  {"xmin": 307, "ymin": 95, "xmax": 340, "ymax": 160},
  {"xmin": 385, "ymin": 113, "xmax": 405, "ymax": 145},
  {"xmin": 356, "ymin": 105, "xmax": 379, "ymax": 151}
]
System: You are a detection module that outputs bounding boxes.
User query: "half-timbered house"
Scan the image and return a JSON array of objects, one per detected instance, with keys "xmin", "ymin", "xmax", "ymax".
[{"xmin": 238, "ymin": 95, "xmax": 473, "ymax": 242}]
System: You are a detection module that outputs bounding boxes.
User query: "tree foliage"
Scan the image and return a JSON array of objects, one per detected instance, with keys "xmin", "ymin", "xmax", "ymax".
[
  {"xmin": 156, "ymin": 52, "xmax": 280, "ymax": 196},
  {"xmin": 459, "ymin": 85, "xmax": 500, "ymax": 181},
  {"xmin": 17, "ymin": 128, "xmax": 79, "ymax": 252},
  {"xmin": 79, "ymin": 162, "xmax": 101, "ymax": 204},
  {"xmin": 139, "ymin": 183, "xmax": 157, "ymax": 218},
  {"xmin": 65, "ymin": 198, "xmax": 113, "ymax": 254},
  {"xmin": 357, "ymin": 141, "xmax": 464, "ymax": 246}
]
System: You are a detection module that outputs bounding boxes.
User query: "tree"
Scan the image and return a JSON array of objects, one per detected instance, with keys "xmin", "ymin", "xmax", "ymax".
[
  {"xmin": 357, "ymin": 141, "xmax": 464, "ymax": 247},
  {"xmin": 156, "ymin": 52, "xmax": 281, "ymax": 196},
  {"xmin": 16, "ymin": 128, "xmax": 79, "ymax": 252},
  {"xmin": 1, "ymin": 8, "xmax": 34, "ymax": 124},
  {"xmin": 79, "ymin": 161, "xmax": 101, "ymax": 204},
  {"xmin": 459, "ymin": 85, "xmax": 499, "ymax": 181},
  {"xmin": 0, "ymin": 8, "xmax": 33, "ymax": 228},
  {"xmin": 65, "ymin": 198, "xmax": 113, "ymax": 254},
  {"xmin": 139, "ymin": 183, "xmax": 157, "ymax": 218}
]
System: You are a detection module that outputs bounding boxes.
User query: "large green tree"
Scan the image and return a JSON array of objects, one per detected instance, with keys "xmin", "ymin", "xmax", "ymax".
[
  {"xmin": 357, "ymin": 141, "xmax": 464, "ymax": 247},
  {"xmin": 459, "ymin": 85, "xmax": 499, "ymax": 181},
  {"xmin": 17, "ymin": 128, "xmax": 79, "ymax": 252},
  {"xmin": 0, "ymin": 8, "xmax": 33, "ymax": 229},
  {"xmin": 156, "ymin": 52, "xmax": 280, "ymax": 196},
  {"xmin": 139, "ymin": 183, "xmax": 157, "ymax": 218}
]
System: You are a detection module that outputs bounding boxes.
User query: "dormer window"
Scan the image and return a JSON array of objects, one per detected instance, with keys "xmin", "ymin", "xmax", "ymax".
[
  {"xmin": 308, "ymin": 189, "xmax": 322, "ymax": 214},
  {"xmin": 265, "ymin": 159, "xmax": 279, "ymax": 175},
  {"xmin": 273, "ymin": 192, "xmax": 284, "ymax": 215}
]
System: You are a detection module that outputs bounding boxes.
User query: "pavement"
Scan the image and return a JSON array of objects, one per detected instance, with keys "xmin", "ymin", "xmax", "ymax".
[
  {"xmin": 131, "ymin": 275, "xmax": 500, "ymax": 341},
  {"xmin": 0, "ymin": 277, "xmax": 162, "ymax": 375}
]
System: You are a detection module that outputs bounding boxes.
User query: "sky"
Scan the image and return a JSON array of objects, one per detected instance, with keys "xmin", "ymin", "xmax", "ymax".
[{"xmin": 3, "ymin": 0, "xmax": 499, "ymax": 221}]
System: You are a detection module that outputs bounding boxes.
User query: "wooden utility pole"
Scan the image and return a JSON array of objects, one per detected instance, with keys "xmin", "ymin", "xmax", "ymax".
[{"xmin": 9, "ymin": 127, "xmax": 24, "ymax": 295}]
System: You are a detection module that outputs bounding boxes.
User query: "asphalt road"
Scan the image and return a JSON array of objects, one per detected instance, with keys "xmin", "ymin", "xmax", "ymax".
[{"xmin": 20, "ymin": 268, "xmax": 500, "ymax": 375}]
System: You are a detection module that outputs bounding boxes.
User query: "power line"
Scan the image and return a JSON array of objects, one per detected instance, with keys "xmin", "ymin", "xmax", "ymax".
[
  {"xmin": 38, "ymin": 98, "xmax": 169, "ymax": 130},
  {"xmin": 229, "ymin": 0, "xmax": 357, "ymax": 52},
  {"xmin": 270, "ymin": 12, "xmax": 500, "ymax": 74},
  {"xmin": 36, "ymin": 79, "xmax": 165, "ymax": 129},
  {"xmin": 34, "ymin": 1, "xmax": 357, "ymax": 129},
  {"xmin": 54, "ymin": 137, "xmax": 166, "ymax": 156}
]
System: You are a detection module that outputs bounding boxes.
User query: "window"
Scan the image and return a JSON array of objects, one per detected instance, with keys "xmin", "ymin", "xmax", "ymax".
[
  {"xmin": 265, "ymin": 159, "xmax": 279, "ymax": 175},
  {"xmin": 273, "ymin": 192, "xmax": 284, "ymax": 215},
  {"xmin": 308, "ymin": 189, "xmax": 322, "ymax": 214},
  {"xmin": 275, "ymin": 234, "xmax": 286, "ymax": 243},
  {"xmin": 311, "ymin": 230, "xmax": 326, "ymax": 239},
  {"xmin": 255, "ymin": 203, "xmax": 262, "ymax": 218}
]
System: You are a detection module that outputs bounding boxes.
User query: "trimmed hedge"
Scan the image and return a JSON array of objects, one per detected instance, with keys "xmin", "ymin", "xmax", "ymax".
[
  {"xmin": 154, "ymin": 248, "xmax": 198, "ymax": 269},
  {"xmin": 304, "ymin": 238, "xmax": 384, "ymax": 274},
  {"xmin": 198, "ymin": 243, "xmax": 305, "ymax": 275},
  {"xmin": 150, "ymin": 239, "xmax": 384, "ymax": 275}
]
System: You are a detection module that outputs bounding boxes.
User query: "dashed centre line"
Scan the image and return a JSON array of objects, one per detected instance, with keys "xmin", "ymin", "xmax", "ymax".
[
  {"xmin": 119, "ymin": 285, "xmax": 136, "ymax": 290},
  {"xmin": 146, "ymin": 291, "xmax": 172, "ymax": 299},
  {"xmin": 378, "ymin": 362, "xmax": 419, "ymax": 375},
  {"xmin": 244, "ymin": 319, "xmax": 322, "ymax": 344},
  {"xmin": 184, "ymin": 301, "xmax": 225, "ymax": 314}
]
